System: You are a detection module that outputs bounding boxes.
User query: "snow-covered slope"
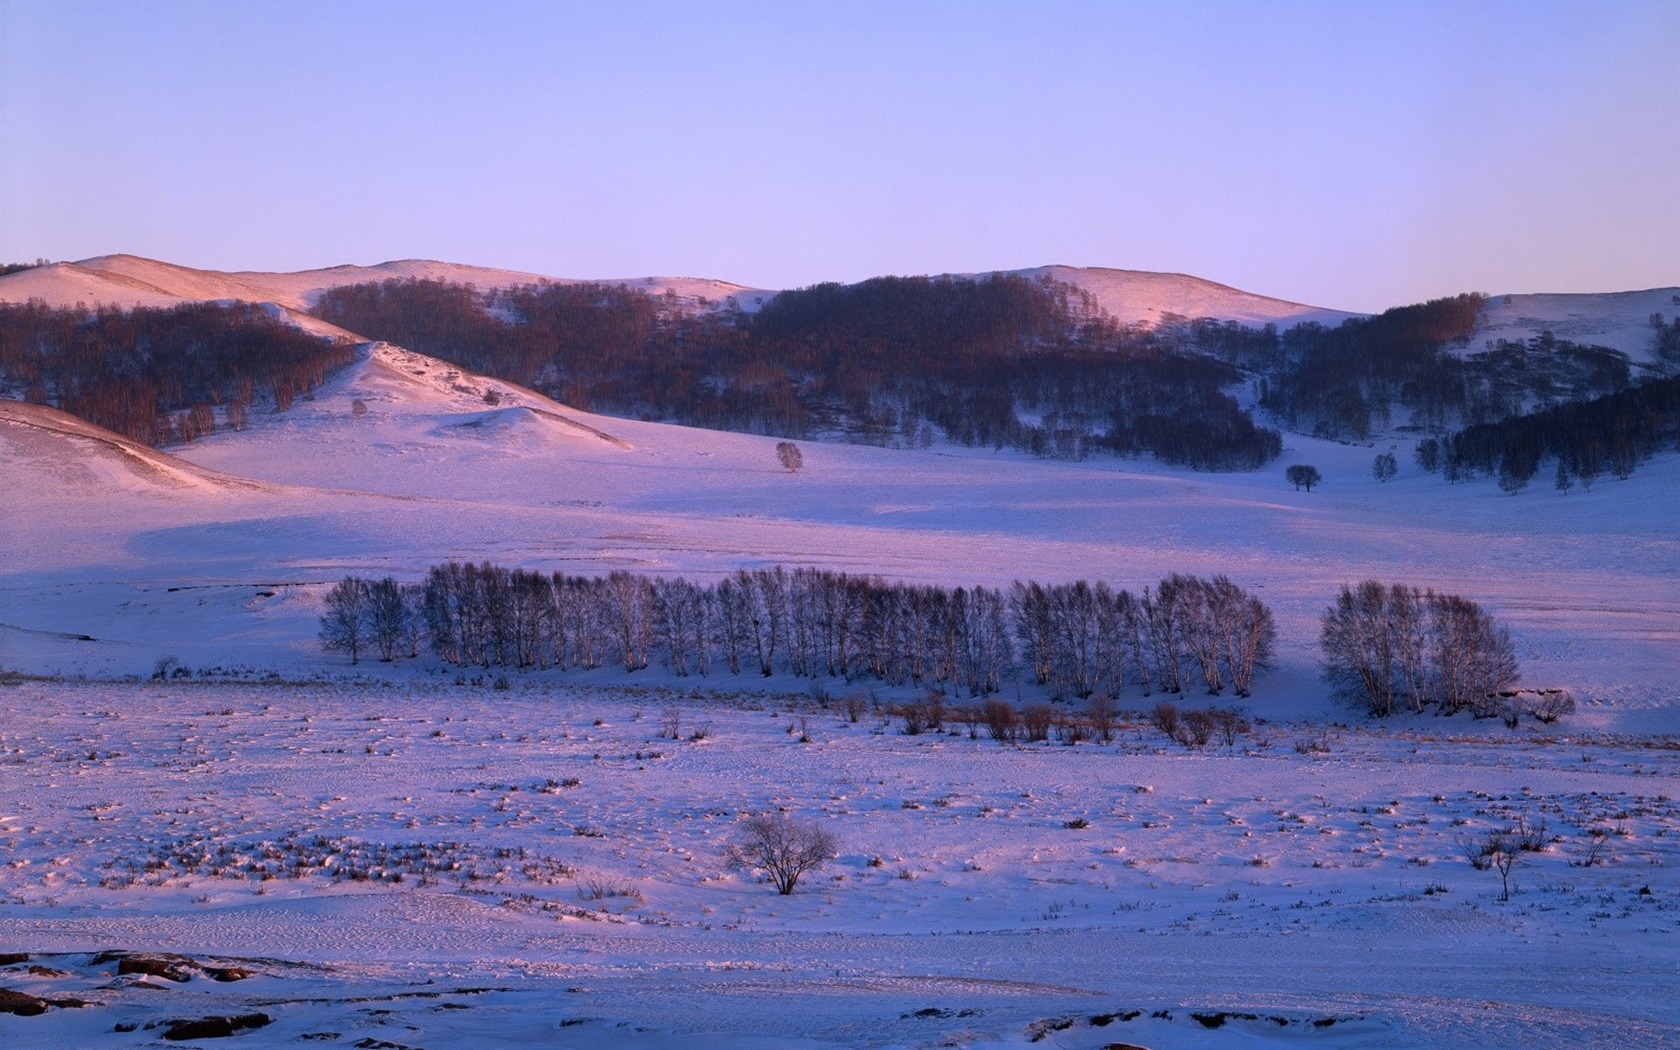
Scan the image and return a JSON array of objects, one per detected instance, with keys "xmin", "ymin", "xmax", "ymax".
[
  {"xmin": 0, "ymin": 254, "xmax": 764, "ymax": 313},
  {"xmin": 11, "ymin": 256, "xmax": 1675, "ymax": 353},
  {"xmin": 1474, "ymin": 287, "xmax": 1680, "ymax": 362},
  {"xmin": 1006, "ymin": 264, "xmax": 1363, "ymax": 329},
  {"xmin": 0, "ymin": 399, "xmax": 274, "ymax": 497}
]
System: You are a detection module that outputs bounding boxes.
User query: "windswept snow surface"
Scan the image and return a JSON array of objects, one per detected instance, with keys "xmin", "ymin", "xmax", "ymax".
[{"xmin": 0, "ymin": 682, "xmax": 1675, "ymax": 1049}]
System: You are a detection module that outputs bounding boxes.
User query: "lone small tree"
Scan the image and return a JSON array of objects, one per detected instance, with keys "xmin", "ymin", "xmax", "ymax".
[
  {"xmin": 1372, "ymin": 452, "xmax": 1397, "ymax": 483},
  {"xmin": 734, "ymin": 813, "xmax": 838, "ymax": 895},
  {"xmin": 1285, "ymin": 464, "xmax": 1322, "ymax": 492},
  {"xmin": 1414, "ymin": 438, "xmax": 1440, "ymax": 473},
  {"xmin": 775, "ymin": 441, "xmax": 804, "ymax": 472},
  {"xmin": 1460, "ymin": 828, "xmax": 1522, "ymax": 901}
]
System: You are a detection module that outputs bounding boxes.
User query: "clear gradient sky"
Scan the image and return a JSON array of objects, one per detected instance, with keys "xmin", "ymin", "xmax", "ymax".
[{"xmin": 2, "ymin": 0, "xmax": 1676, "ymax": 312}]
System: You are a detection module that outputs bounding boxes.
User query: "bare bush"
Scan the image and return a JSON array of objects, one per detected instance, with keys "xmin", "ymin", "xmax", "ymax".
[
  {"xmin": 1177, "ymin": 707, "xmax": 1216, "ymax": 748},
  {"xmin": 1055, "ymin": 713, "xmax": 1090, "ymax": 745},
  {"xmin": 775, "ymin": 441, "xmax": 804, "ymax": 472},
  {"xmin": 842, "ymin": 692, "xmax": 868, "ymax": 724},
  {"xmin": 1020, "ymin": 702, "xmax": 1056, "ymax": 743},
  {"xmin": 1458, "ymin": 828, "xmax": 1522, "ymax": 900},
  {"xmin": 982, "ymin": 698, "xmax": 1017, "ymax": 742},
  {"xmin": 733, "ymin": 813, "xmax": 839, "ymax": 895},
  {"xmin": 1086, "ymin": 693, "xmax": 1118, "ymax": 744},
  {"xmin": 1150, "ymin": 701, "xmax": 1180, "ymax": 741},
  {"xmin": 1212, "ymin": 706, "xmax": 1250, "ymax": 748},
  {"xmin": 1530, "ymin": 689, "xmax": 1576, "ymax": 724}
]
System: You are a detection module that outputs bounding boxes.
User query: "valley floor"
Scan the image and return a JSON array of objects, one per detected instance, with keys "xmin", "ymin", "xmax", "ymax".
[{"xmin": 1, "ymin": 680, "xmax": 1675, "ymax": 1048}]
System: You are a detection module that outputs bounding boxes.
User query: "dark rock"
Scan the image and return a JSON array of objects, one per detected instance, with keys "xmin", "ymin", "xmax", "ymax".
[
  {"xmin": 0, "ymin": 987, "xmax": 90, "ymax": 1016},
  {"xmin": 161, "ymin": 1013, "xmax": 272, "ymax": 1040},
  {"xmin": 117, "ymin": 954, "xmax": 197, "ymax": 982},
  {"xmin": 0, "ymin": 953, "xmax": 28, "ymax": 966}
]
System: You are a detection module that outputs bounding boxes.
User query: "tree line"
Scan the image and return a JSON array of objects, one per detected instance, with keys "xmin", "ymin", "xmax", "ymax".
[
  {"xmin": 1260, "ymin": 294, "xmax": 1488, "ymax": 440},
  {"xmin": 1427, "ymin": 374, "xmax": 1680, "ymax": 491},
  {"xmin": 308, "ymin": 274, "xmax": 1283, "ymax": 470},
  {"xmin": 0, "ymin": 300, "xmax": 355, "ymax": 445},
  {"xmin": 320, "ymin": 564, "xmax": 1276, "ymax": 701}
]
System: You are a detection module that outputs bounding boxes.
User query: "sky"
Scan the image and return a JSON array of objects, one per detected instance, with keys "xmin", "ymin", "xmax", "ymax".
[{"xmin": 1, "ymin": 0, "xmax": 1676, "ymax": 313}]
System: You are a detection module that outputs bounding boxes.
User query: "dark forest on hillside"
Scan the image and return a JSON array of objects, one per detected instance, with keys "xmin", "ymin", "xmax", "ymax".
[
  {"xmin": 1258, "ymin": 294, "xmax": 1651, "ymax": 442},
  {"xmin": 0, "ymin": 300, "xmax": 353, "ymax": 444},
  {"xmin": 2, "ymin": 273, "xmax": 1672, "ymax": 486},
  {"xmin": 1433, "ymin": 374, "xmax": 1680, "ymax": 491},
  {"xmin": 309, "ymin": 274, "xmax": 1285, "ymax": 470}
]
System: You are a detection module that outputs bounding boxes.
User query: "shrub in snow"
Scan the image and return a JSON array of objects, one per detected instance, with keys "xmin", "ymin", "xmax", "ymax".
[{"xmin": 732, "ymin": 813, "xmax": 839, "ymax": 895}]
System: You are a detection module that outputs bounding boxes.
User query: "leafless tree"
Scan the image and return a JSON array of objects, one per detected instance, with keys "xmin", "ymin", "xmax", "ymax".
[
  {"xmin": 1321, "ymin": 581, "xmax": 1517, "ymax": 717},
  {"xmin": 1458, "ymin": 828, "xmax": 1522, "ymax": 901},
  {"xmin": 319, "ymin": 577, "xmax": 371, "ymax": 664},
  {"xmin": 776, "ymin": 440, "xmax": 804, "ymax": 472},
  {"xmin": 734, "ymin": 813, "xmax": 838, "ymax": 895},
  {"xmin": 366, "ymin": 576, "xmax": 409, "ymax": 662}
]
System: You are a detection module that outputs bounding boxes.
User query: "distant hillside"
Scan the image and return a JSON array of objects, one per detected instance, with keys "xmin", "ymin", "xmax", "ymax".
[
  {"xmin": 1473, "ymin": 288, "xmax": 1680, "ymax": 362},
  {"xmin": 3, "ymin": 253, "xmax": 1674, "ymax": 471},
  {"xmin": 1006, "ymin": 265, "xmax": 1361, "ymax": 330},
  {"xmin": 0, "ymin": 254, "xmax": 762, "ymax": 314},
  {"xmin": 309, "ymin": 271, "xmax": 1285, "ymax": 470}
]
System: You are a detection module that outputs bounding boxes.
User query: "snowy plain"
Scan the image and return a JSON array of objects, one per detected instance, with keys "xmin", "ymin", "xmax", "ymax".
[{"xmin": 1, "ymin": 261, "xmax": 1677, "ymax": 1048}]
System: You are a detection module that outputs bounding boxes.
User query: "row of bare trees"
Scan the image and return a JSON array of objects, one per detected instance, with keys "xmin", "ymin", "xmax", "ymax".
[
  {"xmin": 1319, "ymin": 581, "xmax": 1519, "ymax": 716},
  {"xmin": 323, "ymin": 563, "xmax": 1276, "ymax": 699}
]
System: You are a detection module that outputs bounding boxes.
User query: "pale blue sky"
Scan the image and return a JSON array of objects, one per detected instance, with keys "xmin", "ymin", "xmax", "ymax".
[{"xmin": 2, "ymin": 0, "xmax": 1675, "ymax": 311}]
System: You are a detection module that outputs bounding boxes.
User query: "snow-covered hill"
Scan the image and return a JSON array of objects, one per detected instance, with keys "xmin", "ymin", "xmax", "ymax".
[
  {"xmin": 0, "ymin": 254, "xmax": 764, "ymax": 314},
  {"xmin": 1007, "ymin": 264, "xmax": 1363, "ymax": 329},
  {"xmin": 1473, "ymin": 287, "xmax": 1680, "ymax": 362},
  {"xmin": 0, "ymin": 254, "xmax": 1371, "ymax": 330}
]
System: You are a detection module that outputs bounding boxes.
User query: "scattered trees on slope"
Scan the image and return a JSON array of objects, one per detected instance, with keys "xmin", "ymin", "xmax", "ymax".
[
  {"xmin": 309, "ymin": 274, "xmax": 1282, "ymax": 470},
  {"xmin": 0, "ymin": 300, "xmax": 354, "ymax": 445},
  {"xmin": 1262, "ymin": 294, "xmax": 1487, "ymax": 440},
  {"xmin": 1320, "ymin": 581, "xmax": 1518, "ymax": 717}
]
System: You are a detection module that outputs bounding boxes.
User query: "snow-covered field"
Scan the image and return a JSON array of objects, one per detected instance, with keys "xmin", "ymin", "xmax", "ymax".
[
  {"xmin": 0, "ymin": 680, "xmax": 1676, "ymax": 1048},
  {"xmin": 3, "ymin": 261, "xmax": 1678, "ymax": 1046}
]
